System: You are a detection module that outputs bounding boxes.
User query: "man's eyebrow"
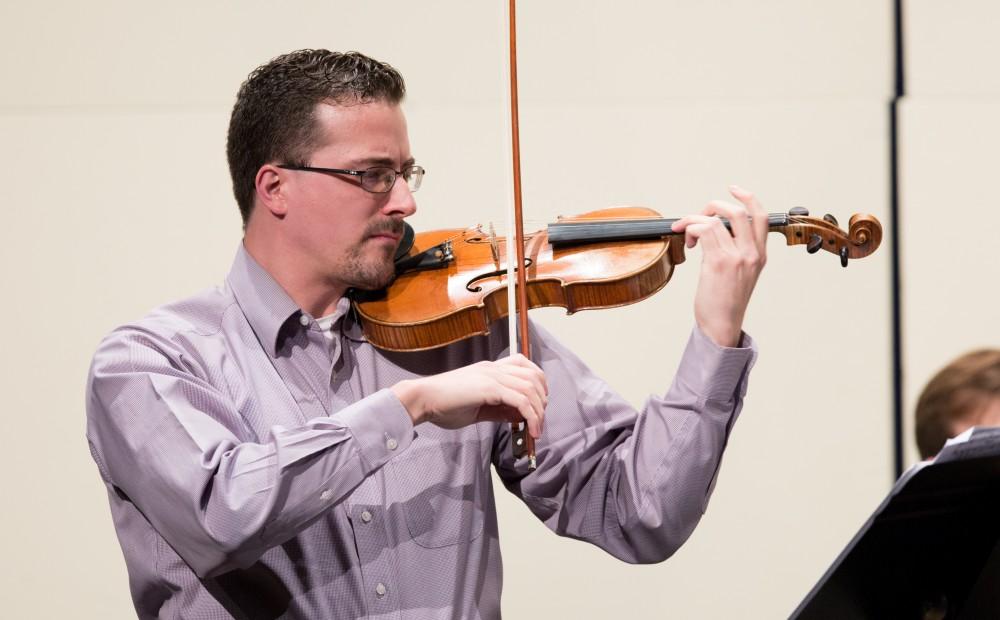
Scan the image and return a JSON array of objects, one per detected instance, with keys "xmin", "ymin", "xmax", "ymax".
[{"xmin": 352, "ymin": 156, "xmax": 416, "ymax": 168}]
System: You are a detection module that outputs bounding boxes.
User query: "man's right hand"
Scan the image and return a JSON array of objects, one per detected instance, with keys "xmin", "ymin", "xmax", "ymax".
[{"xmin": 390, "ymin": 354, "xmax": 547, "ymax": 438}]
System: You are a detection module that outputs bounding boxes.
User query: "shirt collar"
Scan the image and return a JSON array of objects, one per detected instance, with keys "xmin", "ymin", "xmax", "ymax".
[
  {"xmin": 227, "ymin": 245, "xmax": 303, "ymax": 357},
  {"xmin": 340, "ymin": 297, "xmax": 366, "ymax": 342},
  {"xmin": 320, "ymin": 296, "xmax": 358, "ymax": 338}
]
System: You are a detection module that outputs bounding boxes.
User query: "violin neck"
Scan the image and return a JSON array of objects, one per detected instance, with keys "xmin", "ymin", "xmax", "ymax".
[{"xmin": 547, "ymin": 213, "xmax": 791, "ymax": 246}]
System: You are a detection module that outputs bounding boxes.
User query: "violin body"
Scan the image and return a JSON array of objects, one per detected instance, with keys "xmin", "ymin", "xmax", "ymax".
[{"xmin": 354, "ymin": 207, "xmax": 682, "ymax": 351}]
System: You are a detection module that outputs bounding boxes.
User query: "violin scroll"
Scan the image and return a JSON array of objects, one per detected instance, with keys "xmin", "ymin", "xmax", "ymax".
[{"xmin": 778, "ymin": 209, "xmax": 883, "ymax": 267}]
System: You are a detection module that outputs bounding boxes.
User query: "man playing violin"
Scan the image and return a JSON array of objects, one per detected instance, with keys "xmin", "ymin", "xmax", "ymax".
[{"xmin": 86, "ymin": 49, "xmax": 767, "ymax": 619}]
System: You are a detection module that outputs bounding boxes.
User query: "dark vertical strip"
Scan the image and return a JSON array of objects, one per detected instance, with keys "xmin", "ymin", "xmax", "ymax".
[{"xmin": 891, "ymin": 0, "xmax": 905, "ymax": 479}]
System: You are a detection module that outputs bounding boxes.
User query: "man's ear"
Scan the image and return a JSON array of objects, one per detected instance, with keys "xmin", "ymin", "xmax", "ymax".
[{"xmin": 255, "ymin": 164, "xmax": 288, "ymax": 217}]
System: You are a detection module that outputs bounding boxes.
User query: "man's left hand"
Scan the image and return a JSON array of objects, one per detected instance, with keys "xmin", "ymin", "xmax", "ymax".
[{"xmin": 670, "ymin": 185, "xmax": 768, "ymax": 348}]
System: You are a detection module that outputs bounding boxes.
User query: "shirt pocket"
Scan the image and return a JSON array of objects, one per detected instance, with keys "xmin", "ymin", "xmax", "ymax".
[{"xmin": 386, "ymin": 428, "xmax": 487, "ymax": 548}]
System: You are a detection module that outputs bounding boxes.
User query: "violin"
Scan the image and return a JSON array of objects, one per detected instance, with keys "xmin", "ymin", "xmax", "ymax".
[{"xmin": 351, "ymin": 206, "xmax": 882, "ymax": 352}]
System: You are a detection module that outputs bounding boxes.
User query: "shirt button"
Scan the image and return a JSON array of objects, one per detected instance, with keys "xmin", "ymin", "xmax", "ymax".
[
  {"xmin": 386, "ymin": 438, "xmax": 398, "ymax": 451},
  {"xmin": 375, "ymin": 582, "xmax": 387, "ymax": 598},
  {"xmin": 299, "ymin": 314, "xmax": 311, "ymax": 327},
  {"xmin": 320, "ymin": 489, "xmax": 333, "ymax": 501},
  {"xmin": 360, "ymin": 510, "xmax": 373, "ymax": 523}
]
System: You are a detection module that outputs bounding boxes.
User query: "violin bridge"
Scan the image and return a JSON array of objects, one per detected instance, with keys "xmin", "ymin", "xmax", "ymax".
[{"xmin": 488, "ymin": 222, "xmax": 500, "ymax": 268}]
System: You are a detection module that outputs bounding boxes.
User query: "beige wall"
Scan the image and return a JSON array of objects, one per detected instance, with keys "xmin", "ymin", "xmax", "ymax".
[
  {"xmin": 900, "ymin": 0, "xmax": 1000, "ymax": 467},
  {"xmin": 0, "ymin": 2, "xmax": 900, "ymax": 617}
]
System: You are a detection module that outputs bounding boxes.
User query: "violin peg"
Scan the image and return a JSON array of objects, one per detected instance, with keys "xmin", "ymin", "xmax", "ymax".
[
  {"xmin": 789, "ymin": 206, "xmax": 809, "ymax": 216},
  {"xmin": 807, "ymin": 234, "xmax": 823, "ymax": 254},
  {"xmin": 823, "ymin": 213, "xmax": 839, "ymax": 227},
  {"xmin": 840, "ymin": 246, "xmax": 849, "ymax": 267}
]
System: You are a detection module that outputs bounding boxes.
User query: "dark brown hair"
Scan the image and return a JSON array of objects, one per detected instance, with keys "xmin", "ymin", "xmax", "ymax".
[
  {"xmin": 915, "ymin": 349, "xmax": 1000, "ymax": 458},
  {"xmin": 226, "ymin": 49, "xmax": 406, "ymax": 227}
]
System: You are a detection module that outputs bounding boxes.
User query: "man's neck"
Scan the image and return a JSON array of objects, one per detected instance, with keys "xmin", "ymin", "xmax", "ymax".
[{"xmin": 243, "ymin": 233, "xmax": 346, "ymax": 318}]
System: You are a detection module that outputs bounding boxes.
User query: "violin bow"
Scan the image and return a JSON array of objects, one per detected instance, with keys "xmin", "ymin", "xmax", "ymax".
[{"xmin": 506, "ymin": 0, "xmax": 536, "ymax": 469}]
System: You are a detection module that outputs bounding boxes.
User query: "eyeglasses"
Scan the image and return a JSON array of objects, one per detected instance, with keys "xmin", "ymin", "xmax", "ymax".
[{"xmin": 277, "ymin": 163, "xmax": 425, "ymax": 194}]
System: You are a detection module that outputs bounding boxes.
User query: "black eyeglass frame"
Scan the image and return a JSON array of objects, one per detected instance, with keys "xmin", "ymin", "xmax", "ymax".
[{"xmin": 276, "ymin": 163, "xmax": 425, "ymax": 194}]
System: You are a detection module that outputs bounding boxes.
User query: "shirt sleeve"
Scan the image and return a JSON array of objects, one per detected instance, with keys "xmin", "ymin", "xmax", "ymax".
[
  {"xmin": 85, "ymin": 327, "xmax": 415, "ymax": 578},
  {"xmin": 492, "ymin": 321, "xmax": 756, "ymax": 564}
]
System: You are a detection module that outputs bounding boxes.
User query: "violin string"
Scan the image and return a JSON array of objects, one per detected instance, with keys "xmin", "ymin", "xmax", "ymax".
[
  {"xmin": 486, "ymin": 220, "xmax": 548, "ymax": 234},
  {"xmin": 428, "ymin": 215, "xmax": 845, "ymax": 250}
]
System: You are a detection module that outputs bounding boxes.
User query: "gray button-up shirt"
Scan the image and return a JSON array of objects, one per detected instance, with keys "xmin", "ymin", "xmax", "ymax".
[{"xmin": 85, "ymin": 246, "xmax": 756, "ymax": 619}]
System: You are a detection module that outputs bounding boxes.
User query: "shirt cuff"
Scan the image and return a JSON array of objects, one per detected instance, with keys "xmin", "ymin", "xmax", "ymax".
[
  {"xmin": 673, "ymin": 325, "xmax": 757, "ymax": 404},
  {"xmin": 334, "ymin": 388, "xmax": 415, "ymax": 473}
]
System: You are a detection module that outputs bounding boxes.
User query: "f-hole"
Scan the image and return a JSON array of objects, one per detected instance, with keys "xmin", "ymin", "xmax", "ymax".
[{"xmin": 466, "ymin": 258, "xmax": 534, "ymax": 292}]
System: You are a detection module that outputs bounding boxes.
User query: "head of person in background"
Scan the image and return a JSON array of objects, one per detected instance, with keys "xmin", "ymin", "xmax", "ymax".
[{"xmin": 915, "ymin": 349, "xmax": 1000, "ymax": 459}]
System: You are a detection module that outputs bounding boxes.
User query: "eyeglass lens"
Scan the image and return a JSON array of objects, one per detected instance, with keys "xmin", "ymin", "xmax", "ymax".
[{"xmin": 362, "ymin": 166, "xmax": 424, "ymax": 193}]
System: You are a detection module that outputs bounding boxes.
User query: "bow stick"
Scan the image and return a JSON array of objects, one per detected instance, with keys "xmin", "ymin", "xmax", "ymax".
[{"xmin": 506, "ymin": 0, "xmax": 536, "ymax": 469}]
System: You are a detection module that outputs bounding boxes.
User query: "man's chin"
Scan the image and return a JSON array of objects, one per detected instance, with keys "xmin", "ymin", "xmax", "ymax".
[
  {"xmin": 348, "ymin": 266, "xmax": 396, "ymax": 292},
  {"xmin": 351, "ymin": 279, "xmax": 392, "ymax": 292},
  {"xmin": 340, "ymin": 248, "xmax": 397, "ymax": 292}
]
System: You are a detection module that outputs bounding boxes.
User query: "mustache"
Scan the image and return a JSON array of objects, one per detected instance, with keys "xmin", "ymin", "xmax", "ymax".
[{"xmin": 365, "ymin": 219, "xmax": 405, "ymax": 238}]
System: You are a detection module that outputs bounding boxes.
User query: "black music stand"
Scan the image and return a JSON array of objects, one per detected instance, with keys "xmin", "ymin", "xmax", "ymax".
[{"xmin": 791, "ymin": 427, "xmax": 1000, "ymax": 619}]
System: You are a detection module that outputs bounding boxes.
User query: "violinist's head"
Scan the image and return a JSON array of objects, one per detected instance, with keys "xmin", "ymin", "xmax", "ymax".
[
  {"xmin": 229, "ymin": 49, "xmax": 419, "ymax": 308},
  {"xmin": 915, "ymin": 349, "xmax": 1000, "ymax": 458}
]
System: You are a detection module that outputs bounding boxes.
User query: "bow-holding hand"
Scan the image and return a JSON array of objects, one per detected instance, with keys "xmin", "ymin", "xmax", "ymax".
[
  {"xmin": 670, "ymin": 186, "xmax": 768, "ymax": 348},
  {"xmin": 390, "ymin": 354, "xmax": 548, "ymax": 438}
]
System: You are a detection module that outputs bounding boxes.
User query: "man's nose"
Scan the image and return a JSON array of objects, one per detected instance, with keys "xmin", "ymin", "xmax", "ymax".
[{"xmin": 384, "ymin": 178, "xmax": 417, "ymax": 218}]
